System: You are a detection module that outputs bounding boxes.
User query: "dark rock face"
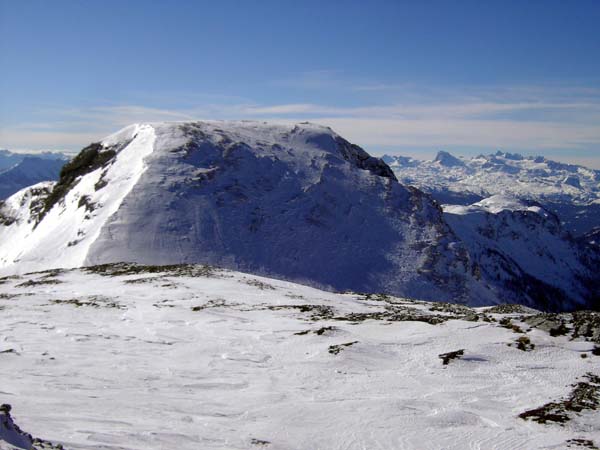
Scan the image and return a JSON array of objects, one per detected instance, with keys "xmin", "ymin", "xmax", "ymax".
[
  {"xmin": 37, "ymin": 141, "xmax": 124, "ymax": 223},
  {"xmin": 0, "ymin": 404, "xmax": 64, "ymax": 449}
]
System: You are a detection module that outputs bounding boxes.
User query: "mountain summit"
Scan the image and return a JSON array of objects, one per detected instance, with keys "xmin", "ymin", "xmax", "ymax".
[
  {"xmin": 0, "ymin": 121, "xmax": 472, "ymax": 301},
  {"xmin": 0, "ymin": 121, "xmax": 597, "ymax": 310},
  {"xmin": 434, "ymin": 151, "xmax": 465, "ymax": 167}
]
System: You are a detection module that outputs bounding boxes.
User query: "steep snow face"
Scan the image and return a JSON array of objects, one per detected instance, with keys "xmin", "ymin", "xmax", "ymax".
[
  {"xmin": 444, "ymin": 195, "xmax": 597, "ymax": 311},
  {"xmin": 384, "ymin": 151, "xmax": 600, "ymax": 235},
  {"xmin": 0, "ymin": 121, "xmax": 470, "ymax": 302},
  {"xmin": 0, "ymin": 124, "xmax": 155, "ymax": 273}
]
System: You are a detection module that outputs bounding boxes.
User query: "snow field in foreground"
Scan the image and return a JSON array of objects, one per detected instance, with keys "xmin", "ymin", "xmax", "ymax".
[{"xmin": 0, "ymin": 265, "xmax": 598, "ymax": 450}]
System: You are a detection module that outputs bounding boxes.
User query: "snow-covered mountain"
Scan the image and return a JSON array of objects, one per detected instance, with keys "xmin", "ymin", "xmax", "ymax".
[
  {"xmin": 0, "ymin": 121, "xmax": 473, "ymax": 303},
  {"xmin": 0, "ymin": 149, "xmax": 67, "ymax": 168},
  {"xmin": 0, "ymin": 156, "xmax": 68, "ymax": 199},
  {"xmin": 444, "ymin": 195, "xmax": 599, "ymax": 311},
  {"xmin": 0, "ymin": 150, "xmax": 26, "ymax": 171},
  {"xmin": 0, "ymin": 264, "xmax": 599, "ymax": 449},
  {"xmin": 382, "ymin": 151, "xmax": 600, "ymax": 236},
  {"xmin": 0, "ymin": 122, "xmax": 597, "ymax": 310}
]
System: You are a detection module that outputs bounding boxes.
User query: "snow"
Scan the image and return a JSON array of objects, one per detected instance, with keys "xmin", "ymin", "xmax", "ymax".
[
  {"xmin": 443, "ymin": 195, "xmax": 591, "ymax": 309},
  {"xmin": 0, "ymin": 266, "xmax": 598, "ymax": 449},
  {"xmin": 0, "ymin": 408, "xmax": 33, "ymax": 450},
  {"xmin": 0, "ymin": 122, "xmax": 598, "ymax": 449},
  {"xmin": 444, "ymin": 194, "xmax": 549, "ymax": 217},
  {"xmin": 0, "ymin": 121, "xmax": 472, "ymax": 303},
  {"xmin": 0, "ymin": 121, "xmax": 597, "ymax": 310},
  {"xmin": 383, "ymin": 151, "xmax": 600, "ymax": 235},
  {"xmin": 0, "ymin": 124, "xmax": 155, "ymax": 274}
]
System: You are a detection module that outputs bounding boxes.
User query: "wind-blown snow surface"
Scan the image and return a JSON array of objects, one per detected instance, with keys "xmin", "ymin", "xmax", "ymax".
[
  {"xmin": 0, "ymin": 121, "xmax": 471, "ymax": 302},
  {"xmin": 382, "ymin": 151, "xmax": 600, "ymax": 236},
  {"xmin": 1, "ymin": 265, "xmax": 599, "ymax": 449}
]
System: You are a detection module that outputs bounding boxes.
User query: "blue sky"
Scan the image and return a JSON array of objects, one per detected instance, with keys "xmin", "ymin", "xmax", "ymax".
[{"xmin": 1, "ymin": 0, "xmax": 600, "ymax": 167}]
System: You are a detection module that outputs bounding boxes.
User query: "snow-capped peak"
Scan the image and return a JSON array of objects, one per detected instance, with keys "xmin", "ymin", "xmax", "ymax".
[
  {"xmin": 383, "ymin": 151, "xmax": 600, "ymax": 236},
  {"xmin": 0, "ymin": 121, "xmax": 468, "ymax": 303},
  {"xmin": 434, "ymin": 150, "xmax": 465, "ymax": 167}
]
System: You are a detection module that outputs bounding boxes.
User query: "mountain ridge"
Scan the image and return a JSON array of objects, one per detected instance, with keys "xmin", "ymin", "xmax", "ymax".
[
  {"xmin": 382, "ymin": 150, "xmax": 600, "ymax": 236},
  {"xmin": 0, "ymin": 122, "xmax": 597, "ymax": 311},
  {"xmin": 0, "ymin": 121, "xmax": 475, "ymax": 304},
  {"xmin": 0, "ymin": 156, "xmax": 67, "ymax": 200},
  {"xmin": 0, "ymin": 151, "xmax": 69, "ymax": 200}
]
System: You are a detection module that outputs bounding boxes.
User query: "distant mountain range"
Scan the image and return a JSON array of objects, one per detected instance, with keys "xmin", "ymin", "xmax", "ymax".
[
  {"xmin": 0, "ymin": 150, "xmax": 69, "ymax": 199},
  {"xmin": 0, "ymin": 122, "xmax": 597, "ymax": 311},
  {"xmin": 382, "ymin": 151, "xmax": 600, "ymax": 238}
]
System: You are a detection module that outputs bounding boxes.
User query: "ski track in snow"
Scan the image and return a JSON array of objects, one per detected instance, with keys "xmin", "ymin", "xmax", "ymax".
[{"xmin": 0, "ymin": 267, "xmax": 598, "ymax": 449}]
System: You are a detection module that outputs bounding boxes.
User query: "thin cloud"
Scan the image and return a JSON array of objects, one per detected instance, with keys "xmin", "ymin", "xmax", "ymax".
[
  {"xmin": 310, "ymin": 117, "xmax": 600, "ymax": 149},
  {"xmin": 2, "ymin": 83, "xmax": 600, "ymax": 169}
]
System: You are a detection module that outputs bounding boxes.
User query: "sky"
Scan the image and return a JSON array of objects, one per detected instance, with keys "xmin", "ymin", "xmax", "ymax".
[{"xmin": 1, "ymin": 0, "xmax": 600, "ymax": 167}]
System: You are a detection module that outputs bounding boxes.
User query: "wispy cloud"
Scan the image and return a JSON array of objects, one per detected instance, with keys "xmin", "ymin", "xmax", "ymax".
[
  {"xmin": 2, "ymin": 82, "xmax": 600, "ymax": 167},
  {"xmin": 309, "ymin": 117, "xmax": 600, "ymax": 149}
]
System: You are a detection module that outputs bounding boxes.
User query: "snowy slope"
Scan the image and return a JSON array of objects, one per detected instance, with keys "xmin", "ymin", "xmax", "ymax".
[
  {"xmin": 383, "ymin": 151, "xmax": 600, "ymax": 236},
  {"xmin": 0, "ymin": 124, "xmax": 154, "ymax": 275},
  {"xmin": 444, "ymin": 195, "xmax": 598, "ymax": 311},
  {"xmin": 0, "ymin": 264, "xmax": 599, "ymax": 450},
  {"xmin": 0, "ymin": 121, "xmax": 472, "ymax": 303}
]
